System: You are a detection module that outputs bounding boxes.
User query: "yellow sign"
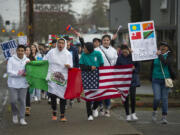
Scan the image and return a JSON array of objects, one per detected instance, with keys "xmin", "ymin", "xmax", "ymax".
[
  {"xmin": 17, "ymin": 32, "xmax": 25, "ymax": 36},
  {"xmin": 1, "ymin": 29, "xmax": 6, "ymax": 32}
]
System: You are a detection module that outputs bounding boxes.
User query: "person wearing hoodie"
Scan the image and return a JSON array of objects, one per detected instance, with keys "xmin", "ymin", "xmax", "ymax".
[
  {"xmin": 7, "ymin": 45, "xmax": 30, "ymax": 125},
  {"xmin": 43, "ymin": 38, "xmax": 73, "ymax": 122},
  {"xmin": 116, "ymin": 45, "xmax": 140, "ymax": 121},
  {"xmin": 79, "ymin": 42, "xmax": 104, "ymax": 121}
]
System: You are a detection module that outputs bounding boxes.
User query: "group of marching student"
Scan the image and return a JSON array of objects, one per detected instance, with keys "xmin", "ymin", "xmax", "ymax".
[
  {"xmin": 76, "ymin": 32, "xmax": 140, "ymax": 121},
  {"xmin": 7, "ymin": 31, "xmax": 176, "ymax": 126}
]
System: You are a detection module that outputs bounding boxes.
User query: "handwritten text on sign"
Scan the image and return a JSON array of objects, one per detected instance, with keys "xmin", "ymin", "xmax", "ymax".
[
  {"xmin": 0, "ymin": 40, "xmax": 18, "ymax": 59},
  {"xmin": 128, "ymin": 21, "xmax": 157, "ymax": 61}
]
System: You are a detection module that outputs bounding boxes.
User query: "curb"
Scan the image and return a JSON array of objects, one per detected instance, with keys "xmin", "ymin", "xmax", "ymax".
[{"xmin": 111, "ymin": 101, "xmax": 180, "ymax": 109}]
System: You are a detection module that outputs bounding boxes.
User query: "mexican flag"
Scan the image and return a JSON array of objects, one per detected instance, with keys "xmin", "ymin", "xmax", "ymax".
[
  {"xmin": 48, "ymin": 34, "xmax": 74, "ymax": 45},
  {"xmin": 26, "ymin": 61, "xmax": 83, "ymax": 99}
]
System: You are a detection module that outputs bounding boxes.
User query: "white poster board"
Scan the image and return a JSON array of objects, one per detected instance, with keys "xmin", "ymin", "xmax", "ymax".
[
  {"xmin": 128, "ymin": 21, "xmax": 157, "ymax": 61},
  {"xmin": 0, "ymin": 40, "xmax": 18, "ymax": 60},
  {"xmin": 18, "ymin": 36, "xmax": 27, "ymax": 45}
]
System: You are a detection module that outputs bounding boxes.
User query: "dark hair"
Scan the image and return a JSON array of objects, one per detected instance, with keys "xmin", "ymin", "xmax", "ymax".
[
  {"xmin": 29, "ymin": 44, "xmax": 38, "ymax": 61},
  {"xmin": 102, "ymin": 35, "xmax": 111, "ymax": 41},
  {"xmin": 64, "ymin": 36, "xmax": 70, "ymax": 41},
  {"xmin": 159, "ymin": 41, "xmax": 172, "ymax": 52},
  {"xmin": 85, "ymin": 42, "xmax": 94, "ymax": 53},
  {"xmin": 17, "ymin": 45, "xmax": 25, "ymax": 50},
  {"xmin": 52, "ymin": 39, "xmax": 57, "ymax": 44},
  {"xmin": 25, "ymin": 46, "xmax": 30, "ymax": 50},
  {"xmin": 120, "ymin": 45, "xmax": 129, "ymax": 50},
  {"xmin": 93, "ymin": 38, "xmax": 101, "ymax": 43}
]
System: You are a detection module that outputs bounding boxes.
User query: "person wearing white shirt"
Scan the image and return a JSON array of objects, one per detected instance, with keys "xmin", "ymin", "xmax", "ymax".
[
  {"xmin": 7, "ymin": 45, "xmax": 30, "ymax": 125},
  {"xmin": 95, "ymin": 35, "xmax": 118, "ymax": 117}
]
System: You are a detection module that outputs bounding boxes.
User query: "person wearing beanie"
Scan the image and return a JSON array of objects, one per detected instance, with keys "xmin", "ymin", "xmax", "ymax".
[
  {"xmin": 93, "ymin": 38, "xmax": 101, "ymax": 48},
  {"xmin": 79, "ymin": 42, "xmax": 104, "ymax": 121},
  {"xmin": 51, "ymin": 39, "xmax": 57, "ymax": 49},
  {"xmin": 150, "ymin": 41, "xmax": 176, "ymax": 124},
  {"xmin": 116, "ymin": 45, "xmax": 140, "ymax": 121}
]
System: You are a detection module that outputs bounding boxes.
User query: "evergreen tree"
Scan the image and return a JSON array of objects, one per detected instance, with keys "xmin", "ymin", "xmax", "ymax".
[{"xmin": 89, "ymin": 0, "xmax": 109, "ymax": 27}]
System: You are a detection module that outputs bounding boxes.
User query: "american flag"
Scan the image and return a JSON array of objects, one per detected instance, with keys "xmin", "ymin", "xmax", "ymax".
[{"xmin": 81, "ymin": 65, "xmax": 133, "ymax": 102}]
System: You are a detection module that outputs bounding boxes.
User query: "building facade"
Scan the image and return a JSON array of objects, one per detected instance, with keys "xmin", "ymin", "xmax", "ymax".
[{"xmin": 110, "ymin": 0, "xmax": 180, "ymax": 70}]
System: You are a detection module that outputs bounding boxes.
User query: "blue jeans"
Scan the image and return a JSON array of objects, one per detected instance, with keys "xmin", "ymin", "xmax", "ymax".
[
  {"xmin": 31, "ymin": 89, "xmax": 41, "ymax": 101},
  {"xmin": 152, "ymin": 79, "xmax": 170, "ymax": 115},
  {"xmin": 99, "ymin": 99, "xmax": 111, "ymax": 110}
]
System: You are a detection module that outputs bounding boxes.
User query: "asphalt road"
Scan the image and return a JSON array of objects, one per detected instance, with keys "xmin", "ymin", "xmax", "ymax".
[
  {"xmin": 112, "ymin": 107, "xmax": 180, "ymax": 135},
  {"xmin": 0, "ymin": 100, "xmax": 142, "ymax": 135}
]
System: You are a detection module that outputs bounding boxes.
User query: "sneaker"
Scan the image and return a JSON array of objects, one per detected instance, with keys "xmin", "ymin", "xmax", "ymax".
[
  {"xmin": 93, "ymin": 109, "xmax": 99, "ymax": 117},
  {"xmin": 20, "ymin": 119, "xmax": 27, "ymax": 125},
  {"xmin": 88, "ymin": 115, "xmax": 94, "ymax": 121},
  {"xmin": 131, "ymin": 113, "xmax": 138, "ymax": 121},
  {"xmin": 48, "ymin": 98, "xmax": 51, "ymax": 104},
  {"xmin": 42, "ymin": 93, "xmax": 46, "ymax": 99},
  {"xmin": 160, "ymin": 116, "xmax": 168, "ymax": 124},
  {"xmin": 152, "ymin": 111, "xmax": 158, "ymax": 122},
  {"xmin": 12, "ymin": 115, "xmax": 18, "ymax": 124},
  {"xmin": 34, "ymin": 96, "xmax": 38, "ymax": 101},
  {"xmin": 57, "ymin": 98, "xmax": 60, "ymax": 105},
  {"xmin": 99, "ymin": 109, "xmax": 105, "ymax": 116},
  {"xmin": 104, "ymin": 109, "xmax": 111, "ymax": 117},
  {"xmin": 25, "ymin": 107, "xmax": 31, "ymax": 116},
  {"xmin": 60, "ymin": 117, "xmax": 67, "ymax": 122},
  {"xmin": 69, "ymin": 100, "xmax": 74, "ymax": 108},
  {"xmin": 52, "ymin": 116, "xmax": 57, "ymax": 121},
  {"xmin": 126, "ymin": 115, "xmax": 132, "ymax": 121}
]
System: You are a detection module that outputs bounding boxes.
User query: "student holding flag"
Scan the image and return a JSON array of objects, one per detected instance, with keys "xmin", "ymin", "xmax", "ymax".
[
  {"xmin": 43, "ymin": 38, "xmax": 73, "ymax": 122},
  {"xmin": 79, "ymin": 42, "xmax": 104, "ymax": 121},
  {"xmin": 95, "ymin": 35, "xmax": 118, "ymax": 117},
  {"xmin": 116, "ymin": 45, "xmax": 140, "ymax": 121}
]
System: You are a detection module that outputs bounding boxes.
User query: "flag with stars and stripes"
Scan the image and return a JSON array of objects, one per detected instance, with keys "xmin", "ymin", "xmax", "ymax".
[{"xmin": 81, "ymin": 65, "xmax": 133, "ymax": 102}]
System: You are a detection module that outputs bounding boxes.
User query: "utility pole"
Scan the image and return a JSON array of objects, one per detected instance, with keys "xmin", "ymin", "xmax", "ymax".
[
  {"xmin": 27, "ymin": 0, "xmax": 34, "ymax": 44},
  {"xmin": 19, "ymin": 0, "xmax": 22, "ymax": 31},
  {"xmin": 177, "ymin": 0, "xmax": 180, "ymax": 71}
]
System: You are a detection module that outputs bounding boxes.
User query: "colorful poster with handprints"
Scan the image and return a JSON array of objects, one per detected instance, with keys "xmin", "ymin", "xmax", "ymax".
[{"xmin": 128, "ymin": 21, "xmax": 157, "ymax": 61}]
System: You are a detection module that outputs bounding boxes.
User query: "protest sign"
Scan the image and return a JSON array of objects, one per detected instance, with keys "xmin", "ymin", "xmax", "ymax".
[
  {"xmin": 0, "ymin": 40, "xmax": 18, "ymax": 59},
  {"xmin": 18, "ymin": 36, "xmax": 27, "ymax": 45},
  {"xmin": 128, "ymin": 21, "xmax": 157, "ymax": 61}
]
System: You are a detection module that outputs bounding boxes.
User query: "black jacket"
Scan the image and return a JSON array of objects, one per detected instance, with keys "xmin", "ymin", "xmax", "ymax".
[
  {"xmin": 150, "ymin": 52, "xmax": 176, "ymax": 81},
  {"xmin": 68, "ymin": 46, "xmax": 79, "ymax": 68},
  {"xmin": 116, "ymin": 54, "xmax": 140, "ymax": 87}
]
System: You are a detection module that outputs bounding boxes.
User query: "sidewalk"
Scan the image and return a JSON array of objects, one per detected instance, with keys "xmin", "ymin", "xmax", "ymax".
[
  {"xmin": 0, "ymin": 100, "xmax": 143, "ymax": 135},
  {"xmin": 112, "ymin": 82, "xmax": 180, "ymax": 108}
]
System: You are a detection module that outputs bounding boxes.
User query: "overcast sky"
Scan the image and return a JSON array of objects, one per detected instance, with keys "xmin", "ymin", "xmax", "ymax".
[{"xmin": 0, "ymin": 0, "xmax": 93, "ymax": 25}]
